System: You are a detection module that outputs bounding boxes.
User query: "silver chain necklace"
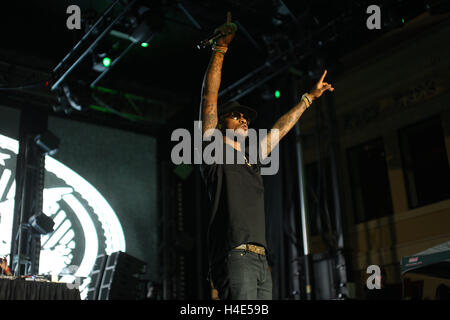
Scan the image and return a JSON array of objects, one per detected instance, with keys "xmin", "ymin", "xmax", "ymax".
[{"xmin": 243, "ymin": 154, "xmax": 252, "ymax": 167}]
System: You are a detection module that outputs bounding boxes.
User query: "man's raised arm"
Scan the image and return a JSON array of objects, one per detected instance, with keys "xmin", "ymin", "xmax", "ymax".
[
  {"xmin": 260, "ymin": 70, "xmax": 335, "ymax": 160},
  {"xmin": 200, "ymin": 12, "xmax": 237, "ymax": 136}
]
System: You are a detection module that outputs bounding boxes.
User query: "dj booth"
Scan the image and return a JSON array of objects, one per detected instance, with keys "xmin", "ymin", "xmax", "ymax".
[{"xmin": 0, "ymin": 276, "xmax": 81, "ymax": 300}]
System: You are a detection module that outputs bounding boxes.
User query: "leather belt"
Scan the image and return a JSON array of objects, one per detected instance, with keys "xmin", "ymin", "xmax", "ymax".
[{"xmin": 235, "ymin": 244, "xmax": 266, "ymax": 256}]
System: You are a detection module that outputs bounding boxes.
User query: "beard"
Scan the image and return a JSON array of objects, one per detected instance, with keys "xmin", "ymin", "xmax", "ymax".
[{"xmin": 234, "ymin": 128, "xmax": 248, "ymax": 138}]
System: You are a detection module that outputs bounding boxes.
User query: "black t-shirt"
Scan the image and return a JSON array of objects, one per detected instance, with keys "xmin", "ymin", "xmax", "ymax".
[{"xmin": 200, "ymin": 140, "xmax": 267, "ymax": 266}]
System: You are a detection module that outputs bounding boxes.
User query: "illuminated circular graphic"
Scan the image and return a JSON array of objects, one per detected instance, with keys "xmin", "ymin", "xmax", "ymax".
[{"xmin": 0, "ymin": 134, "xmax": 126, "ymax": 299}]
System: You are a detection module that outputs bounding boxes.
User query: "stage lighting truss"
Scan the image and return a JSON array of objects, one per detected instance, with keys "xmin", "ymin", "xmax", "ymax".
[
  {"xmin": 92, "ymin": 52, "xmax": 112, "ymax": 73},
  {"xmin": 50, "ymin": 0, "xmax": 157, "ymax": 92},
  {"xmin": 218, "ymin": 46, "xmax": 300, "ymax": 103},
  {"xmin": 46, "ymin": 0, "xmax": 167, "ymax": 119},
  {"xmin": 218, "ymin": 11, "xmax": 338, "ymax": 103},
  {"xmin": 0, "ymin": 58, "xmax": 179, "ymax": 125}
]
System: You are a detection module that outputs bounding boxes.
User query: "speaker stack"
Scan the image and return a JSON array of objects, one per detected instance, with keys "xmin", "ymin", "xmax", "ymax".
[{"xmin": 87, "ymin": 251, "xmax": 147, "ymax": 300}]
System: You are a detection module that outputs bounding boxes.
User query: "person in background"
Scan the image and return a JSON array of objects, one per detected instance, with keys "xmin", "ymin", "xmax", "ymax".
[{"xmin": 0, "ymin": 257, "xmax": 12, "ymax": 276}]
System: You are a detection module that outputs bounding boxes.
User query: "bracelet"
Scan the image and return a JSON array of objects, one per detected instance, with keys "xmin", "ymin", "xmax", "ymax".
[
  {"xmin": 212, "ymin": 45, "xmax": 228, "ymax": 54},
  {"xmin": 301, "ymin": 93, "xmax": 312, "ymax": 108}
]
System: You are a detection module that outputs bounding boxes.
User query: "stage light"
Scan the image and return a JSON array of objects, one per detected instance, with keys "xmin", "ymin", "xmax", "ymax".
[
  {"xmin": 0, "ymin": 133, "xmax": 126, "ymax": 299},
  {"xmin": 102, "ymin": 57, "xmax": 111, "ymax": 67},
  {"xmin": 28, "ymin": 212, "xmax": 55, "ymax": 235},
  {"xmin": 92, "ymin": 52, "xmax": 113, "ymax": 73},
  {"xmin": 274, "ymin": 90, "xmax": 281, "ymax": 99},
  {"xmin": 35, "ymin": 131, "xmax": 60, "ymax": 156},
  {"xmin": 140, "ymin": 42, "xmax": 149, "ymax": 48},
  {"xmin": 56, "ymin": 83, "xmax": 87, "ymax": 112}
]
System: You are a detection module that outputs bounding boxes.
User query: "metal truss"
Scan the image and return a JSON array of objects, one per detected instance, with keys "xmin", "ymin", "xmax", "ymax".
[
  {"xmin": 51, "ymin": 0, "xmax": 138, "ymax": 91},
  {"xmin": 0, "ymin": 59, "xmax": 180, "ymax": 126}
]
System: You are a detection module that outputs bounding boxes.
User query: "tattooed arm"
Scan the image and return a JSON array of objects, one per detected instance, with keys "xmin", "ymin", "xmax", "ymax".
[
  {"xmin": 201, "ymin": 52, "xmax": 225, "ymax": 136},
  {"xmin": 201, "ymin": 12, "xmax": 237, "ymax": 137},
  {"xmin": 260, "ymin": 70, "xmax": 335, "ymax": 160}
]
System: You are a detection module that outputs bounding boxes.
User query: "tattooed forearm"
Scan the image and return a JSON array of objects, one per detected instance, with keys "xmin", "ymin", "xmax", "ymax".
[
  {"xmin": 203, "ymin": 103, "xmax": 217, "ymax": 129},
  {"xmin": 203, "ymin": 52, "xmax": 225, "ymax": 95},
  {"xmin": 261, "ymin": 99, "xmax": 308, "ymax": 159},
  {"xmin": 272, "ymin": 101, "xmax": 306, "ymax": 137},
  {"xmin": 201, "ymin": 52, "xmax": 225, "ymax": 134}
]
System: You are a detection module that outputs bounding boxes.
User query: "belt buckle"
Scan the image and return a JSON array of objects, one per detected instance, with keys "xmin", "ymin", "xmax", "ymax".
[
  {"xmin": 235, "ymin": 244, "xmax": 265, "ymax": 255},
  {"xmin": 250, "ymin": 244, "xmax": 264, "ymax": 255}
]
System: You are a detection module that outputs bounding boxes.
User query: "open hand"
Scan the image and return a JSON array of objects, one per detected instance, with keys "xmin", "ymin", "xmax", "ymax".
[
  {"xmin": 214, "ymin": 12, "xmax": 237, "ymax": 47},
  {"xmin": 309, "ymin": 70, "xmax": 334, "ymax": 100}
]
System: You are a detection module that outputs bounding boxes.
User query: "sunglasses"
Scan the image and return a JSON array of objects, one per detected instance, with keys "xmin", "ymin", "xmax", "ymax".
[{"xmin": 225, "ymin": 111, "xmax": 250, "ymax": 125}]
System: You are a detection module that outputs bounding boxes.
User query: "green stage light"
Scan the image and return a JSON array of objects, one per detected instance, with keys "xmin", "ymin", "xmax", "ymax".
[
  {"xmin": 141, "ymin": 42, "xmax": 149, "ymax": 48},
  {"xmin": 102, "ymin": 57, "xmax": 111, "ymax": 67},
  {"xmin": 274, "ymin": 90, "xmax": 281, "ymax": 99}
]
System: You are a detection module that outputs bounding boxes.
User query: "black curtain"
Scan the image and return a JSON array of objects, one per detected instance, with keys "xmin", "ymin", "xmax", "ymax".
[{"xmin": 0, "ymin": 279, "xmax": 81, "ymax": 300}]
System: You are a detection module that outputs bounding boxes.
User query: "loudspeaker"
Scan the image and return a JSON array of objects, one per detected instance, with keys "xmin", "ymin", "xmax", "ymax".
[
  {"xmin": 86, "ymin": 254, "xmax": 109, "ymax": 300},
  {"xmin": 98, "ymin": 251, "xmax": 147, "ymax": 300}
]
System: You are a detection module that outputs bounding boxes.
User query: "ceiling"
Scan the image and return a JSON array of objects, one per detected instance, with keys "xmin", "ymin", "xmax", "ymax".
[{"xmin": 0, "ymin": 0, "xmax": 447, "ymax": 131}]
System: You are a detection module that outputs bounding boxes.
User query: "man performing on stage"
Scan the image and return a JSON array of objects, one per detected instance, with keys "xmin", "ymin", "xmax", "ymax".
[{"xmin": 199, "ymin": 13, "xmax": 334, "ymax": 300}]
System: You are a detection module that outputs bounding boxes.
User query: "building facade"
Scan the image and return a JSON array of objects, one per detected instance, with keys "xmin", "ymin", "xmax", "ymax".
[{"xmin": 301, "ymin": 12, "xmax": 450, "ymax": 298}]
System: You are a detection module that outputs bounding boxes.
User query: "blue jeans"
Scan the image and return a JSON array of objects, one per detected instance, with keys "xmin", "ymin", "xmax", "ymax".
[{"xmin": 211, "ymin": 249, "xmax": 272, "ymax": 300}]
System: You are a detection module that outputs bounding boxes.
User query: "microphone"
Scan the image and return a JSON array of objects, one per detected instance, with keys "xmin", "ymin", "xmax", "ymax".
[{"xmin": 197, "ymin": 32, "xmax": 225, "ymax": 49}]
